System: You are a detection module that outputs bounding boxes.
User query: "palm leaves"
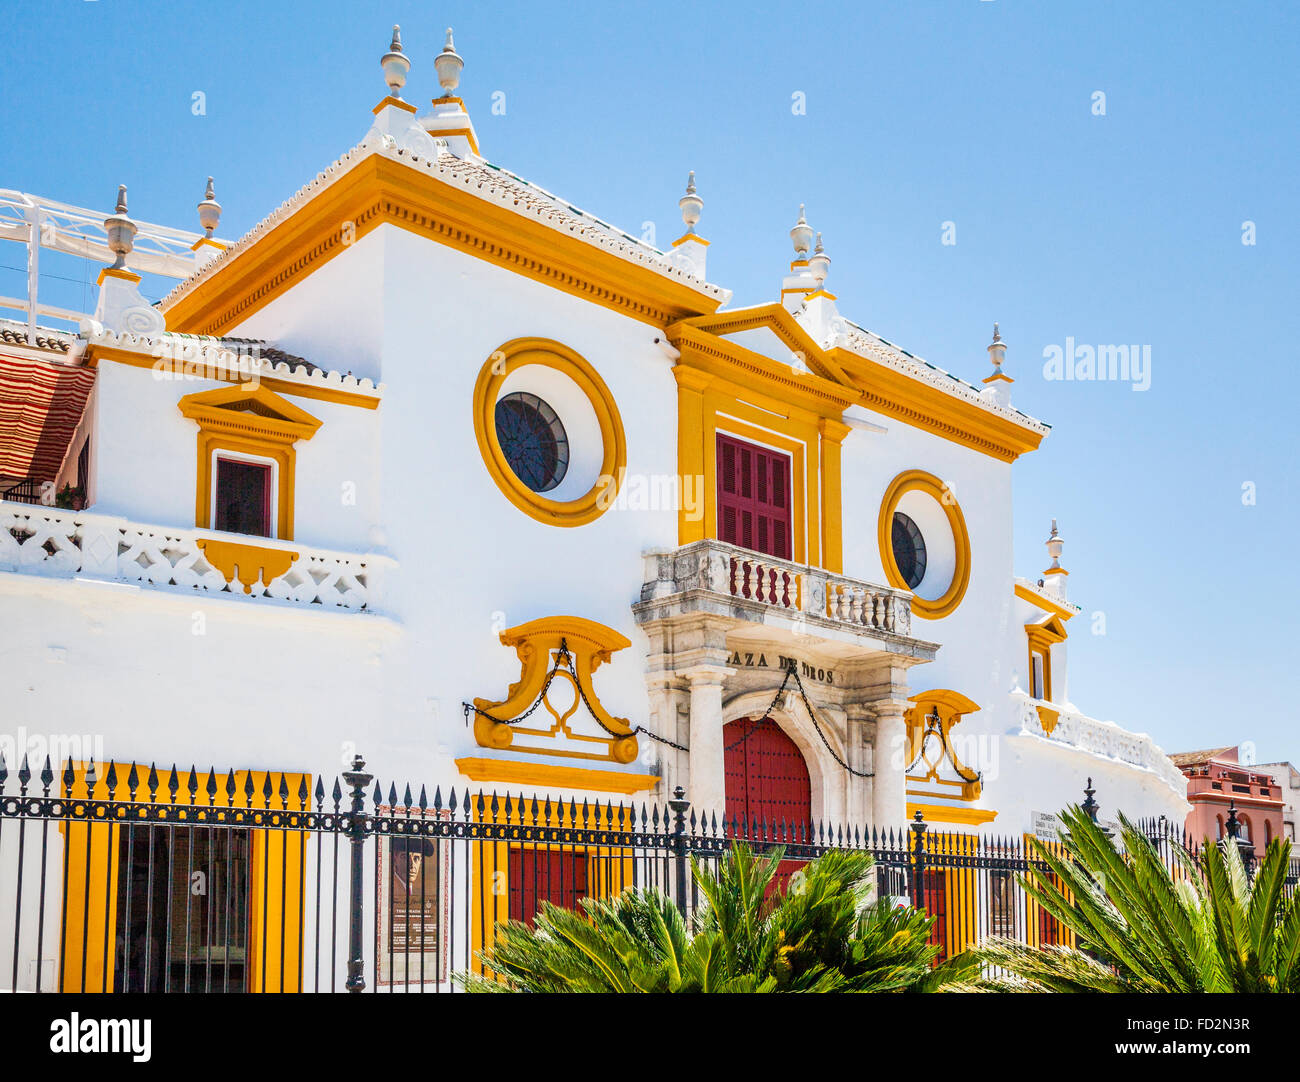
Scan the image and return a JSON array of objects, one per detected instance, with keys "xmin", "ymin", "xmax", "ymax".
[
  {"xmin": 462, "ymin": 843, "xmax": 956, "ymax": 992},
  {"xmin": 974, "ymin": 805, "xmax": 1300, "ymax": 992}
]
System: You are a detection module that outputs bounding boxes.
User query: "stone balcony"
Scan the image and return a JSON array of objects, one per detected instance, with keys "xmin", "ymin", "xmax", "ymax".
[
  {"xmin": 0, "ymin": 501, "xmax": 381, "ymax": 612},
  {"xmin": 633, "ymin": 539, "xmax": 938, "ymax": 662}
]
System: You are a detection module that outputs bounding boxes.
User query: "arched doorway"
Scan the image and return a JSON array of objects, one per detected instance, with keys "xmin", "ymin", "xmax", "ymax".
[{"xmin": 723, "ymin": 716, "xmax": 812, "ymax": 834}]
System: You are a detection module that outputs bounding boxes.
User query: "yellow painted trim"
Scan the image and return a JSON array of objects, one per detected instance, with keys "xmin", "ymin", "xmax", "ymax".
[
  {"xmin": 1014, "ymin": 582, "xmax": 1075, "ymax": 621},
  {"xmin": 878, "ymin": 469, "xmax": 971, "ymax": 619},
  {"xmin": 831, "ymin": 346, "xmax": 1046, "ymax": 462},
  {"xmin": 178, "ymin": 383, "xmax": 322, "ymax": 541},
  {"xmin": 805, "ymin": 289, "xmax": 837, "ymax": 301},
  {"xmin": 56, "ymin": 763, "xmax": 310, "ymax": 993},
  {"xmin": 671, "ymin": 233, "xmax": 710, "ymax": 247},
  {"xmin": 670, "ymin": 303, "xmax": 860, "ymax": 399},
  {"xmin": 472, "ymin": 615, "xmax": 639, "ymax": 764},
  {"xmin": 190, "ymin": 237, "xmax": 228, "ymax": 253},
  {"xmin": 429, "ymin": 125, "xmax": 481, "ymax": 155},
  {"xmin": 1035, "ymin": 704, "xmax": 1060, "ymax": 734},
  {"xmin": 473, "ymin": 338, "xmax": 626, "ymax": 528},
  {"xmin": 161, "ymin": 154, "xmax": 722, "ymax": 335},
  {"xmin": 96, "ymin": 267, "xmax": 141, "ymax": 286},
  {"xmin": 907, "ymin": 802, "xmax": 998, "ymax": 826},
  {"xmin": 668, "ymin": 305, "xmax": 864, "ymax": 569},
  {"xmin": 196, "ymin": 538, "xmax": 299, "ymax": 594},
  {"xmin": 1043, "ymin": 567, "xmax": 1069, "ymax": 577},
  {"xmin": 84, "ymin": 344, "xmax": 381, "ymax": 410},
  {"xmin": 981, "ymin": 371, "xmax": 1014, "ymax": 384},
  {"xmin": 373, "ymin": 95, "xmax": 419, "ymax": 115},
  {"xmin": 905, "ymin": 689, "xmax": 982, "ymax": 801},
  {"xmin": 455, "ymin": 758, "xmax": 659, "ymax": 794}
]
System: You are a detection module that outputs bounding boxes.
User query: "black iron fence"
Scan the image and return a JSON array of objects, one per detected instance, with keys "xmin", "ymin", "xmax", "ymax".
[{"xmin": 0, "ymin": 753, "xmax": 1295, "ymax": 992}]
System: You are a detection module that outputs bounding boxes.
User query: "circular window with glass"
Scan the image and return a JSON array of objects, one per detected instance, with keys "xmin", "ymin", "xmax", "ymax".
[
  {"xmin": 494, "ymin": 391, "xmax": 569, "ymax": 493},
  {"xmin": 890, "ymin": 511, "xmax": 927, "ymax": 590}
]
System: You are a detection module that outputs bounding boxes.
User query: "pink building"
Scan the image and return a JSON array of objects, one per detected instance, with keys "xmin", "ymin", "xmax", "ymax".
[{"xmin": 1170, "ymin": 746, "xmax": 1284, "ymax": 851}]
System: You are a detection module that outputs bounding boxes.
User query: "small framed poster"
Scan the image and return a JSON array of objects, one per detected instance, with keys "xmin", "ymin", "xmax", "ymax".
[{"xmin": 375, "ymin": 812, "xmax": 451, "ymax": 988}]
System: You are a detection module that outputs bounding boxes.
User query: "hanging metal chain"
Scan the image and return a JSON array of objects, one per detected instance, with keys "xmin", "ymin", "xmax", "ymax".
[
  {"xmin": 462, "ymin": 639, "xmax": 690, "ymax": 753},
  {"xmin": 727, "ymin": 658, "xmax": 873, "ymax": 778},
  {"xmin": 784, "ymin": 660, "xmax": 874, "ymax": 779}
]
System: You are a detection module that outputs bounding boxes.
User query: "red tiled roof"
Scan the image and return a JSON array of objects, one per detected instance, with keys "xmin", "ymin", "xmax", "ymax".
[{"xmin": 0, "ymin": 352, "xmax": 94, "ymax": 485}]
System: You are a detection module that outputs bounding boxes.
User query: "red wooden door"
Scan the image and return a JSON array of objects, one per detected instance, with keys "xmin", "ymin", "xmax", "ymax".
[
  {"xmin": 724, "ymin": 717, "xmax": 812, "ymax": 895},
  {"xmin": 507, "ymin": 848, "xmax": 588, "ymax": 927},
  {"xmin": 717, "ymin": 434, "xmax": 792, "ymax": 560}
]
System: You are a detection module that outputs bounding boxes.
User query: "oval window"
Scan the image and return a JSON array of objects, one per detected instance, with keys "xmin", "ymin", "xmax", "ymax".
[{"xmin": 494, "ymin": 391, "xmax": 570, "ymax": 493}]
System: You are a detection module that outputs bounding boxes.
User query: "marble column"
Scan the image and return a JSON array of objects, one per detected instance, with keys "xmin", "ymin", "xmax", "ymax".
[
  {"xmin": 871, "ymin": 699, "xmax": 910, "ymax": 831},
  {"xmin": 682, "ymin": 666, "xmax": 732, "ymax": 819}
]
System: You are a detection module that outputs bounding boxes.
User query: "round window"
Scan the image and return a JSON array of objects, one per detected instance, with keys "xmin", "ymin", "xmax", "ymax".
[
  {"xmin": 494, "ymin": 392, "xmax": 570, "ymax": 493},
  {"xmin": 891, "ymin": 511, "xmax": 927, "ymax": 590}
]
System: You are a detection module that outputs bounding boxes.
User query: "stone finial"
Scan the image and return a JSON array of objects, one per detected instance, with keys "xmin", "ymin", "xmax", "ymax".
[
  {"xmin": 381, "ymin": 24, "xmax": 411, "ymax": 97},
  {"xmin": 790, "ymin": 204, "xmax": 814, "ymax": 258},
  {"xmin": 808, "ymin": 232, "xmax": 830, "ymax": 285},
  {"xmin": 434, "ymin": 27, "xmax": 463, "ymax": 97},
  {"xmin": 197, "ymin": 177, "xmax": 221, "ymax": 238},
  {"xmin": 679, "ymin": 171, "xmax": 703, "ymax": 233},
  {"xmin": 986, "ymin": 322, "xmax": 1009, "ymax": 377},
  {"xmin": 104, "ymin": 185, "xmax": 136, "ymax": 271},
  {"xmin": 1045, "ymin": 519, "xmax": 1064, "ymax": 570}
]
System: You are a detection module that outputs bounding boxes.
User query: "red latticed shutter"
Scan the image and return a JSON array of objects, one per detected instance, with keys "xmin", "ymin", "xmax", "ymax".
[
  {"xmin": 716, "ymin": 434, "xmax": 792, "ymax": 559},
  {"xmin": 507, "ymin": 848, "xmax": 589, "ymax": 927}
]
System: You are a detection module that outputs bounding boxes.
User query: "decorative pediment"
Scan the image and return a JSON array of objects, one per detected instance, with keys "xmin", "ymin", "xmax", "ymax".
[
  {"xmin": 905, "ymin": 689, "xmax": 982, "ymax": 802},
  {"xmin": 468, "ymin": 616, "xmax": 638, "ymax": 764},
  {"xmin": 177, "ymin": 383, "xmax": 322, "ymax": 443},
  {"xmin": 1025, "ymin": 614, "xmax": 1068, "ymax": 646},
  {"xmin": 667, "ymin": 303, "xmax": 860, "ymax": 417}
]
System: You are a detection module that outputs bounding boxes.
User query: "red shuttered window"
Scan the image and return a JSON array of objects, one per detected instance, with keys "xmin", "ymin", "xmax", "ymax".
[
  {"xmin": 507, "ymin": 848, "xmax": 589, "ymax": 927},
  {"xmin": 717, "ymin": 434, "xmax": 792, "ymax": 560}
]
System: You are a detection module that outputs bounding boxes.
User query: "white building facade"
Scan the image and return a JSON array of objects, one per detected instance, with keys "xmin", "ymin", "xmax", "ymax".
[{"xmin": 0, "ymin": 26, "xmax": 1189, "ymax": 989}]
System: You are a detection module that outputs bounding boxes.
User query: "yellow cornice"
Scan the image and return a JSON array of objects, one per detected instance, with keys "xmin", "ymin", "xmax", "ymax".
[
  {"xmin": 671, "ymin": 233, "xmax": 710, "ymax": 247},
  {"xmin": 372, "ymin": 96, "xmax": 419, "ymax": 115},
  {"xmin": 83, "ymin": 344, "xmax": 381, "ymax": 411},
  {"xmin": 97, "ymin": 267, "xmax": 141, "ymax": 286},
  {"xmin": 161, "ymin": 154, "xmax": 722, "ymax": 336},
  {"xmin": 1015, "ymin": 582, "xmax": 1075, "ymax": 621},
  {"xmin": 454, "ymin": 757, "xmax": 659, "ymax": 795},
  {"xmin": 667, "ymin": 305, "xmax": 860, "ymax": 419},
  {"xmin": 671, "ymin": 327, "xmax": 859, "ymax": 421},
  {"xmin": 830, "ymin": 346, "xmax": 1046, "ymax": 462},
  {"xmin": 907, "ymin": 802, "xmax": 998, "ymax": 827}
]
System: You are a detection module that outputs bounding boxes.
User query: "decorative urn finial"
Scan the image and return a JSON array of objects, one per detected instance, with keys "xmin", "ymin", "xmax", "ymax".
[
  {"xmin": 1046, "ymin": 519, "xmax": 1064, "ymax": 570},
  {"xmin": 197, "ymin": 177, "xmax": 221, "ymax": 239},
  {"xmin": 808, "ymin": 231, "xmax": 831, "ymax": 284},
  {"xmin": 434, "ymin": 27, "xmax": 464, "ymax": 97},
  {"xmin": 381, "ymin": 24, "xmax": 411, "ymax": 97},
  {"xmin": 987, "ymin": 321, "xmax": 1008, "ymax": 372},
  {"xmin": 679, "ymin": 171, "xmax": 703, "ymax": 233},
  {"xmin": 790, "ymin": 204, "xmax": 814, "ymax": 258},
  {"xmin": 104, "ymin": 184, "xmax": 137, "ymax": 271}
]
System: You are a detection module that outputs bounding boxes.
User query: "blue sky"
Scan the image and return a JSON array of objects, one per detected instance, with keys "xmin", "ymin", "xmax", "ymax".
[{"xmin": 2, "ymin": 1, "xmax": 1297, "ymax": 762}]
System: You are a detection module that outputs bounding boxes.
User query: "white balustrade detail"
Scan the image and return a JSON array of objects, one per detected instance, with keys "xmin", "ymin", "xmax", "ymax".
[
  {"xmin": 1016, "ymin": 692, "xmax": 1185, "ymax": 794},
  {"xmin": 1, "ymin": 501, "xmax": 375, "ymax": 612},
  {"xmin": 642, "ymin": 539, "xmax": 914, "ymax": 639}
]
